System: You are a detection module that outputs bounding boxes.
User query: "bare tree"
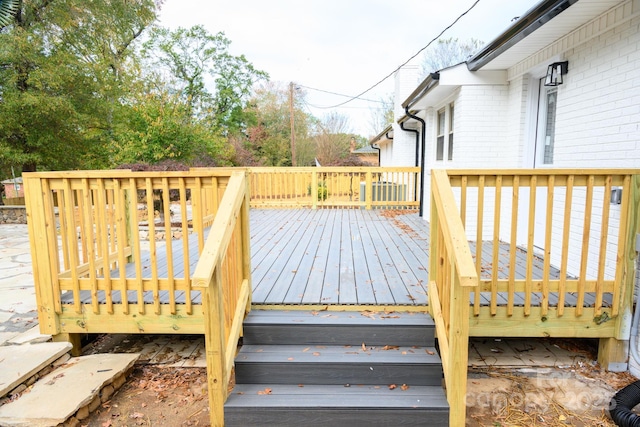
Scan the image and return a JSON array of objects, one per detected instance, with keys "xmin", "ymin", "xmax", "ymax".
[
  {"xmin": 420, "ymin": 37, "xmax": 484, "ymax": 77},
  {"xmin": 314, "ymin": 112, "xmax": 352, "ymax": 165},
  {"xmin": 367, "ymin": 93, "xmax": 394, "ymax": 137}
]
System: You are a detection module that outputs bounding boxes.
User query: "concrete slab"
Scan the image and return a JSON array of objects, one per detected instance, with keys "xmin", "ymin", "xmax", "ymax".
[
  {"xmin": 6, "ymin": 325, "xmax": 51, "ymax": 345},
  {"xmin": 0, "ymin": 332, "xmax": 19, "ymax": 347},
  {"xmin": 0, "ymin": 342, "xmax": 71, "ymax": 398},
  {"xmin": 0, "ymin": 353, "xmax": 140, "ymax": 427}
]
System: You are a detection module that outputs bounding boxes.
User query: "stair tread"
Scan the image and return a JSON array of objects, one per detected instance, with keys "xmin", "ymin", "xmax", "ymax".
[
  {"xmin": 236, "ymin": 344, "xmax": 441, "ymax": 364},
  {"xmin": 245, "ymin": 310, "xmax": 433, "ymax": 327},
  {"xmin": 226, "ymin": 384, "xmax": 448, "ymax": 409}
]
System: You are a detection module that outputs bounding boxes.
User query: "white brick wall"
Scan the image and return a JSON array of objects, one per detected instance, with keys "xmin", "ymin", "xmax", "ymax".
[{"xmin": 554, "ymin": 15, "xmax": 640, "ymax": 168}]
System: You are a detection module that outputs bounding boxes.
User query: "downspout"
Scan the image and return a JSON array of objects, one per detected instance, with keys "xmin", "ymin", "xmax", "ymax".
[
  {"xmin": 404, "ymin": 107, "xmax": 426, "ymax": 217},
  {"xmin": 370, "ymin": 142, "xmax": 380, "ymax": 166},
  {"xmin": 400, "ymin": 121, "xmax": 420, "ymax": 202}
]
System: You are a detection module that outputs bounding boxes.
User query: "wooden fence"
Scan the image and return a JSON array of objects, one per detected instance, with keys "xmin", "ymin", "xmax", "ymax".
[
  {"xmin": 213, "ymin": 167, "xmax": 420, "ymax": 209},
  {"xmin": 23, "ymin": 170, "xmax": 248, "ymax": 336},
  {"xmin": 429, "ymin": 168, "xmax": 640, "ymax": 426}
]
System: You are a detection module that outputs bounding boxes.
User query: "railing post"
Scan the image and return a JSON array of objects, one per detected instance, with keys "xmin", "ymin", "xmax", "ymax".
[
  {"xmin": 200, "ymin": 268, "xmax": 227, "ymax": 426},
  {"xmin": 311, "ymin": 169, "xmax": 318, "ymax": 210},
  {"xmin": 449, "ymin": 279, "xmax": 471, "ymax": 427},
  {"xmin": 24, "ymin": 175, "xmax": 60, "ymax": 335},
  {"xmin": 365, "ymin": 170, "xmax": 373, "ymax": 210},
  {"xmin": 600, "ymin": 173, "xmax": 640, "ymax": 370}
]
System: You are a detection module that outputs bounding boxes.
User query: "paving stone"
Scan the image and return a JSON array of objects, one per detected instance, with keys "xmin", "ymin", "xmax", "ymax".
[
  {"xmin": 0, "ymin": 342, "xmax": 71, "ymax": 398},
  {"xmin": 0, "ymin": 353, "xmax": 139, "ymax": 427},
  {"xmin": 0, "ymin": 332, "xmax": 19, "ymax": 346},
  {"xmin": 6, "ymin": 325, "xmax": 51, "ymax": 345}
]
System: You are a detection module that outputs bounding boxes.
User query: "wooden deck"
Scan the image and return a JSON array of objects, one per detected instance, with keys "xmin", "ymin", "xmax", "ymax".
[
  {"xmin": 250, "ymin": 209, "xmax": 430, "ymax": 306},
  {"xmin": 60, "ymin": 208, "xmax": 610, "ymax": 308}
]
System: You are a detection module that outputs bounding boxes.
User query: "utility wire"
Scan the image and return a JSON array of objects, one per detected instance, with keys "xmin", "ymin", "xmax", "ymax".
[
  {"xmin": 316, "ymin": 0, "xmax": 481, "ymax": 109},
  {"xmin": 297, "ymin": 84, "xmax": 387, "ymax": 104}
]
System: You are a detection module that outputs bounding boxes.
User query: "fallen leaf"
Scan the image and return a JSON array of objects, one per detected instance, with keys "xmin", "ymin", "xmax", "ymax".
[
  {"xmin": 388, "ymin": 384, "xmax": 397, "ymax": 390},
  {"xmin": 302, "ymin": 347, "xmax": 310, "ymax": 352},
  {"xmin": 130, "ymin": 412, "xmax": 144, "ymax": 419},
  {"xmin": 426, "ymin": 349, "xmax": 435, "ymax": 355},
  {"xmin": 312, "ymin": 352, "xmax": 321, "ymax": 356},
  {"xmin": 382, "ymin": 345, "xmax": 400, "ymax": 351},
  {"xmin": 401, "ymin": 384, "xmax": 410, "ymax": 391},
  {"xmin": 258, "ymin": 388, "xmax": 272, "ymax": 395},
  {"xmin": 362, "ymin": 342, "xmax": 367, "ymax": 351},
  {"xmin": 288, "ymin": 357, "xmax": 294, "ymax": 361}
]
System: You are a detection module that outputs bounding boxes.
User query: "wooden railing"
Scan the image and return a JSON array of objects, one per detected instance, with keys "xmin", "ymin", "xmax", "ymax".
[
  {"xmin": 429, "ymin": 170, "xmax": 478, "ymax": 427},
  {"xmin": 443, "ymin": 169, "xmax": 640, "ymax": 339},
  {"xmin": 214, "ymin": 167, "xmax": 421, "ymax": 209},
  {"xmin": 429, "ymin": 168, "xmax": 640, "ymax": 425},
  {"xmin": 192, "ymin": 171, "xmax": 252, "ymax": 427},
  {"xmin": 23, "ymin": 169, "xmax": 232, "ymax": 335}
]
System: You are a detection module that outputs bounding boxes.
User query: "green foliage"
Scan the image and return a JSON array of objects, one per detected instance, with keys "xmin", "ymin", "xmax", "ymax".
[
  {"xmin": 109, "ymin": 91, "xmax": 232, "ymax": 166},
  {"xmin": 238, "ymin": 82, "xmax": 315, "ymax": 166},
  {"xmin": 0, "ymin": 0, "xmax": 160, "ymax": 172},
  {"xmin": 307, "ymin": 181, "xmax": 328, "ymax": 201},
  {"xmin": 0, "ymin": 0, "xmax": 19, "ymax": 28},
  {"xmin": 141, "ymin": 25, "xmax": 268, "ymax": 135}
]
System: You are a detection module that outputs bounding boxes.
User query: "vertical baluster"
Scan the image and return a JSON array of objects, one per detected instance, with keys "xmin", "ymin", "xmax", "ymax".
[
  {"xmin": 541, "ymin": 176, "xmax": 554, "ymax": 316},
  {"xmin": 491, "ymin": 175, "xmax": 502, "ymax": 316},
  {"xmin": 576, "ymin": 175, "xmax": 594, "ymax": 316},
  {"xmin": 525, "ymin": 176, "xmax": 537, "ymax": 316},
  {"xmin": 508, "ymin": 176, "xmax": 519, "ymax": 316},
  {"xmin": 475, "ymin": 176, "xmax": 485, "ymax": 314},
  {"xmin": 595, "ymin": 176, "xmax": 613, "ymax": 315},
  {"xmin": 114, "ymin": 179, "xmax": 129, "ymax": 313}
]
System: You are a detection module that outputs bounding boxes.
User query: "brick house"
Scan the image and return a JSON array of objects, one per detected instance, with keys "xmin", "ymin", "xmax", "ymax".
[{"xmin": 372, "ymin": 0, "xmax": 639, "ymax": 279}]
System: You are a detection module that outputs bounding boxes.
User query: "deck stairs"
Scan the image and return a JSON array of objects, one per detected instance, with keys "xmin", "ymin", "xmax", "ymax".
[{"xmin": 225, "ymin": 310, "xmax": 449, "ymax": 426}]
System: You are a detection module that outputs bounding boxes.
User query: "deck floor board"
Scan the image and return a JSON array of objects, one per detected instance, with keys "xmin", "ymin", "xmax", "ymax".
[{"xmin": 61, "ymin": 208, "xmax": 612, "ymax": 309}]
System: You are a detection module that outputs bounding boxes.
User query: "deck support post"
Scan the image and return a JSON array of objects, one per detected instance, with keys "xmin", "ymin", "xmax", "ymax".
[
  {"xmin": 53, "ymin": 333, "xmax": 83, "ymax": 357},
  {"xmin": 598, "ymin": 338, "xmax": 628, "ymax": 372},
  {"xmin": 201, "ymin": 267, "xmax": 227, "ymax": 427}
]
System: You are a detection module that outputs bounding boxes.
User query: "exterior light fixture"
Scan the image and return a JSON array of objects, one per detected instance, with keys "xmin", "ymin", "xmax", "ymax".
[{"xmin": 544, "ymin": 61, "xmax": 568, "ymax": 86}]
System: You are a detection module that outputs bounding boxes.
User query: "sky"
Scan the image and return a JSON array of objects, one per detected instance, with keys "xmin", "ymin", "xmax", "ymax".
[{"xmin": 159, "ymin": 0, "xmax": 541, "ymax": 137}]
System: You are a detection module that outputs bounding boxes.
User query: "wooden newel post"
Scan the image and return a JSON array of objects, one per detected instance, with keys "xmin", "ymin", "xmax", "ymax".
[
  {"xmin": 24, "ymin": 175, "xmax": 60, "ymax": 336},
  {"xmin": 196, "ymin": 267, "xmax": 228, "ymax": 427}
]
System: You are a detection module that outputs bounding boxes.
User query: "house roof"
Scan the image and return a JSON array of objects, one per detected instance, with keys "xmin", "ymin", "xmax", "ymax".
[
  {"xmin": 1, "ymin": 177, "xmax": 23, "ymax": 185},
  {"xmin": 400, "ymin": 0, "xmax": 626, "ymax": 112},
  {"xmin": 468, "ymin": 0, "xmax": 625, "ymax": 71},
  {"xmin": 352, "ymin": 145, "xmax": 379, "ymax": 155},
  {"xmin": 369, "ymin": 124, "xmax": 394, "ymax": 145}
]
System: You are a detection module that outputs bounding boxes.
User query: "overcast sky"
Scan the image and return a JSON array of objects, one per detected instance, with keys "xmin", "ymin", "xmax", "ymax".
[{"xmin": 160, "ymin": 0, "xmax": 541, "ymax": 136}]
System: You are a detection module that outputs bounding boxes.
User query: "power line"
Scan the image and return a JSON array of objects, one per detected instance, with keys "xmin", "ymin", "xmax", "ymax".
[
  {"xmin": 297, "ymin": 84, "xmax": 387, "ymax": 105},
  {"xmin": 317, "ymin": 0, "xmax": 481, "ymax": 109}
]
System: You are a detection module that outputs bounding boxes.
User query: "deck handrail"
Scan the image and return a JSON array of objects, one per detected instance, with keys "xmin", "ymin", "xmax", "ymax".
[
  {"xmin": 23, "ymin": 169, "xmax": 235, "ymax": 335},
  {"xmin": 192, "ymin": 171, "xmax": 252, "ymax": 427},
  {"xmin": 209, "ymin": 166, "xmax": 421, "ymax": 209},
  {"xmin": 442, "ymin": 169, "xmax": 640, "ymax": 338},
  {"xmin": 429, "ymin": 169, "xmax": 478, "ymax": 427}
]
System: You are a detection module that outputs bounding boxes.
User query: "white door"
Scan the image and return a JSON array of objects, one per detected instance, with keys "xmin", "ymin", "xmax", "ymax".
[{"xmin": 518, "ymin": 80, "xmax": 557, "ymax": 252}]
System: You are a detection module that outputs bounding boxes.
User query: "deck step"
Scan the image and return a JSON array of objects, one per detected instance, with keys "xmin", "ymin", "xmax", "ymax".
[
  {"xmin": 235, "ymin": 344, "xmax": 442, "ymax": 386},
  {"xmin": 225, "ymin": 384, "xmax": 449, "ymax": 426},
  {"xmin": 243, "ymin": 310, "xmax": 434, "ymax": 346},
  {"xmin": 227, "ymin": 310, "xmax": 448, "ymax": 425}
]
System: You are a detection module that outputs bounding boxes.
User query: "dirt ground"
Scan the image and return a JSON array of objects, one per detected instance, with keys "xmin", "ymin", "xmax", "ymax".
[
  {"xmin": 81, "ymin": 337, "xmax": 638, "ymax": 427},
  {"xmin": 82, "ymin": 366, "xmax": 212, "ymax": 427}
]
